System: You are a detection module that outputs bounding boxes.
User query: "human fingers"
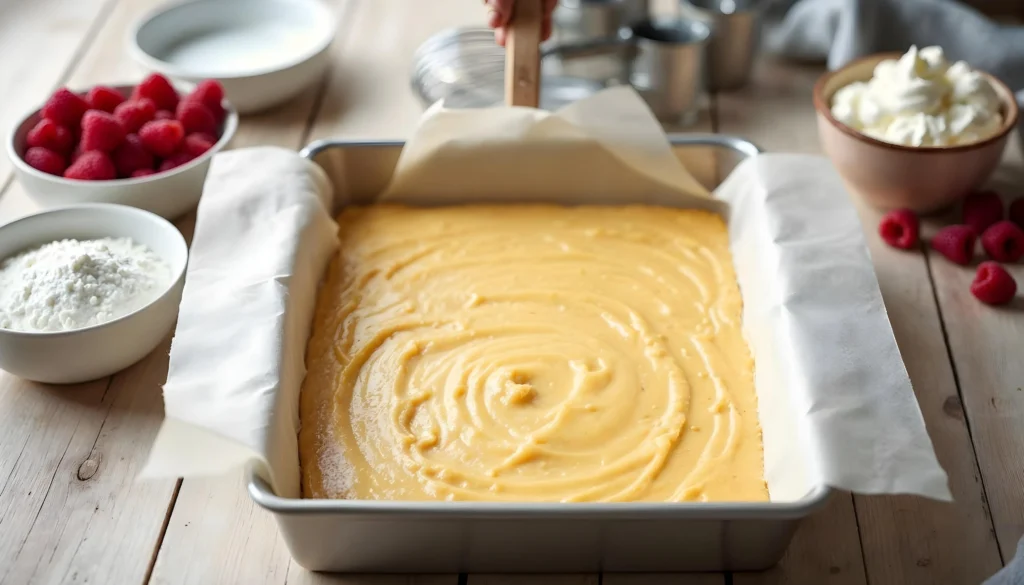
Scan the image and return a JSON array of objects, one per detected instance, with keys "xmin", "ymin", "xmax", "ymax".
[
  {"xmin": 486, "ymin": 0, "xmax": 514, "ymax": 29},
  {"xmin": 492, "ymin": 0, "xmax": 556, "ymax": 46}
]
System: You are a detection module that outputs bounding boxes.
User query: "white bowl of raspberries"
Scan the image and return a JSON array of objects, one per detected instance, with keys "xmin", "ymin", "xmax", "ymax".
[{"xmin": 6, "ymin": 73, "xmax": 238, "ymax": 220}]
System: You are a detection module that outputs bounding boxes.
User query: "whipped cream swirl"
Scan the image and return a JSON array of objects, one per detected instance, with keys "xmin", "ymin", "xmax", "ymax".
[{"xmin": 830, "ymin": 46, "xmax": 1004, "ymax": 147}]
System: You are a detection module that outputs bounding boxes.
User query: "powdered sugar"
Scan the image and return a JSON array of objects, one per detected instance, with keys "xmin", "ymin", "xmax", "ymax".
[{"xmin": 0, "ymin": 237, "xmax": 171, "ymax": 333}]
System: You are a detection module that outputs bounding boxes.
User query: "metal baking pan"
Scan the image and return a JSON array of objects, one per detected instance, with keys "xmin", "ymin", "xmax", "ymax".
[{"xmin": 248, "ymin": 134, "xmax": 832, "ymax": 573}]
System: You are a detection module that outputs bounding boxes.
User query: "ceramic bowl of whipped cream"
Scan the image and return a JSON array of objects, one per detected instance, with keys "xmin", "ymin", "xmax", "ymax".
[{"xmin": 813, "ymin": 46, "xmax": 1018, "ymax": 213}]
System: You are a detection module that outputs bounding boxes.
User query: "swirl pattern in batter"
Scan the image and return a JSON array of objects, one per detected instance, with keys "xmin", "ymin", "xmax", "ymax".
[{"xmin": 299, "ymin": 204, "xmax": 767, "ymax": 502}]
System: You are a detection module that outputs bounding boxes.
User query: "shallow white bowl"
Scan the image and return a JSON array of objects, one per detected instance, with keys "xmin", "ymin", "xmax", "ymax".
[
  {"xmin": 0, "ymin": 204, "xmax": 188, "ymax": 384},
  {"xmin": 129, "ymin": 0, "xmax": 336, "ymax": 114},
  {"xmin": 7, "ymin": 83, "xmax": 239, "ymax": 221}
]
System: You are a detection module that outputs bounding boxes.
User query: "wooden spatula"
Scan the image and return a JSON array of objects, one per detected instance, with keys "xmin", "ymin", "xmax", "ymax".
[{"xmin": 504, "ymin": 0, "xmax": 543, "ymax": 108}]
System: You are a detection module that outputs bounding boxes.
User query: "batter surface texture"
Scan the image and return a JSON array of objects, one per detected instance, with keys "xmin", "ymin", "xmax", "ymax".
[{"xmin": 299, "ymin": 204, "xmax": 767, "ymax": 502}]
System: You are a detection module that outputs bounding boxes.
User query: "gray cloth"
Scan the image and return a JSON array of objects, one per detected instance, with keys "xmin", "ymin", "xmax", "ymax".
[
  {"xmin": 767, "ymin": 1, "xmax": 1024, "ymax": 583},
  {"xmin": 767, "ymin": 0, "xmax": 1024, "ymax": 99},
  {"xmin": 986, "ymin": 538, "xmax": 1024, "ymax": 585}
]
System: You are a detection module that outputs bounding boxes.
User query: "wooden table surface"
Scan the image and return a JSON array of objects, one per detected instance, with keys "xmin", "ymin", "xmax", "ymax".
[{"xmin": 1, "ymin": 1, "xmax": 1022, "ymax": 584}]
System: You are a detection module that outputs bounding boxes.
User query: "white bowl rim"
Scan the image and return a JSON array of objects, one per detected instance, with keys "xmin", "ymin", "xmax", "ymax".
[
  {"xmin": 127, "ymin": 0, "xmax": 337, "ymax": 81},
  {"xmin": 0, "ymin": 202, "xmax": 188, "ymax": 339},
  {"xmin": 6, "ymin": 82, "xmax": 239, "ymax": 187}
]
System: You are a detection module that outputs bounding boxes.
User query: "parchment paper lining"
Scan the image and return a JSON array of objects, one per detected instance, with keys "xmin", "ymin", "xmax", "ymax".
[{"xmin": 143, "ymin": 87, "xmax": 950, "ymax": 503}]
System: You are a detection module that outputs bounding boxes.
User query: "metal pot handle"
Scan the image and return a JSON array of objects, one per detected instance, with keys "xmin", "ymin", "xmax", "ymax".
[{"xmin": 542, "ymin": 27, "xmax": 636, "ymax": 61}]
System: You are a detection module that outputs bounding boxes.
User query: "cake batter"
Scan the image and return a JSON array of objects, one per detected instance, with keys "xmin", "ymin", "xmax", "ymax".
[{"xmin": 299, "ymin": 204, "xmax": 767, "ymax": 503}]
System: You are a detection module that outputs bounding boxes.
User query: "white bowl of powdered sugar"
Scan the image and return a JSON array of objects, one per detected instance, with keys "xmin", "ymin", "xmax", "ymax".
[{"xmin": 0, "ymin": 203, "xmax": 187, "ymax": 384}]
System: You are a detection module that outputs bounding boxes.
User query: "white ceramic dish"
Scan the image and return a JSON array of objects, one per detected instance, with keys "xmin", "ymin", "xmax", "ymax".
[
  {"xmin": 7, "ymin": 83, "xmax": 239, "ymax": 221},
  {"xmin": 129, "ymin": 0, "xmax": 336, "ymax": 114},
  {"xmin": 0, "ymin": 204, "xmax": 188, "ymax": 384}
]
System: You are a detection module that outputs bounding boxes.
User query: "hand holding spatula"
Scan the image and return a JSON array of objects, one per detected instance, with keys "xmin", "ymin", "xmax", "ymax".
[{"xmin": 485, "ymin": 0, "xmax": 558, "ymax": 107}]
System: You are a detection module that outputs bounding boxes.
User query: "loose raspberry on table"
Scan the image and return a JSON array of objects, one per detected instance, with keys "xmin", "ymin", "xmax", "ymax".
[
  {"xmin": 183, "ymin": 132, "xmax": 216, "ymax": 157},
  {"xmin": 132, "ymin": 73, "xmax": 179, "ymax": 111},
  {"xmin": 971, "ymin": 261, "xmax": 1017, "ymax": 305},
  {"xmin": 112, "ymin": 134, "xmax": 154, "ymax": 177},
  {"xmin": 86, "ymin": 86, "xmax": 125, "ymax": 113},
  {"xmin": 80, "ymin": 110, "xmax": 126, "ymax": 152},
  {"xmin": 1010, "ymin": 199, "xmax": 1024, "ymax": 230},
  {"xmin": 187, "ymin": 80, "xmax": 226, "ymax": 121},
  {"xmin": 41, "ymin": 88, "xmax": 89, "ymax": 127},
  {"xmin": 130, "ymin": 169, "xmax": 156, "ymax": 178},
  {"xmin": 113, "ymin": 98, "xmax": 157, "ymax": 133},
  {"xmin": 138, "ymin": 120, "xmax": 185, "ymax": 157},
  {"xmin": 158, "ymin": 151, "xmax": 195, "ymax": 172},
  {"xmin": 962, "ymin": 190, "xmax": 1003, "ymax": 234},
  {"xmin": 981, "ymin": 220, "xmax": 1024, "ymax": 263},
  {"xmin": 24, "ymin": 147, "xmax": 66, "ymax": 176},
  {"xmin": 154, "ymin": 110, "xmax": 174, "ymax": 121},
  {"xmin": 176, "ymin": 100, "xmax": 217, "ymax": 135},
  {"xmin": 931, "ymin": 225, "xmax": 976, "ymax": 265},
  {"xmin": 63, "ymin": 151, "xmax": 116, "ymax": 181},
  {"xmin": 26, "ymin": 118, "xmax": 74, "ymax": 153},
  {"xmin": 878, "ymin": 209, "xmax": 919, "ymax": 249}
]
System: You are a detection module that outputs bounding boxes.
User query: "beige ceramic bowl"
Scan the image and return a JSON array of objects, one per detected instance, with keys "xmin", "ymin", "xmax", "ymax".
[{"xmin": 813, "ymin": 53, "xmax": 1018, "ymax": 213}]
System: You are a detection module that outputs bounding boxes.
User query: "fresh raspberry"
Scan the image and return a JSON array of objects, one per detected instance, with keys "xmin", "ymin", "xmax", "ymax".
[
  {"xmin": 113, "ymin": 98, "xmax": 156, "ymax": 133},
  {"xmin": 187, "ymin": 80, "xmax": 226, "ymax": 121},
  {"xmin": 931, "ymin": 225, "xmax": 977, "ymax": 265},
  {"xmin": 112, "ymin": 134, "xmax": 154, "ymax": 177},
  {"xmin": 70, "ymin": 143, "xmax": 85, "ymax": 164},
  {"xmin": 41, "ymin": 87, "xmax": 89, "ymax": 127},
  {"xmin": 131, "ymin": 169, "xmax": 156, "ymax": 178},
  {"xmin": 138, "ymin": 120, "xmax": 184, "ymax": 157},
  {"xmin": 962, "ymin": 190, "xmax": 1003, "ymax": 234},
  {"xmin": 63, "ymin": 151, "xmax": 116, "ymax": 181},
  {"xmin": 158, "ymin": 151, "xmax": 195, "ymax": 172},
  {"xmin": 86, "ymin": 86, "xmax": 125, "ymax": 112},
  {"xmin": 878, "ymin": 209, "xmax": 919, "ymax": 250},
  {"xmin": 23, "ymin": 147, "xmax": 66, "ymax": 175},
  {"xmin": 1010, "ymin": 199, "xmax": 1024, "ymax": 230},
  {"xmin": 154, "ymin": 110, "xmax": 174, "ymax": 121},
  {"xmin": 175, "ymin": 100, "xmax": 217, "ymax": 135},
  {"xmin": 183, "ymin": 132, "xmax": 216, "ymax": 157},
  {"xmin": 25, "ymin": 118, "xmax": 73, "ymax": 153},
  {"xmin": 132, "ymin": 73, "xmax": 179, "ymax": 111},
  {"xmin": 981, "ymin": 221, "xmax": 1024, "ymax": 263},
  {"xmin": 80, "ymin": 110, "xmax": 125, "ymax": 152},
  {"xmin": 971, "ymin": 261, "xmax": 1017, "ymax": 305}
]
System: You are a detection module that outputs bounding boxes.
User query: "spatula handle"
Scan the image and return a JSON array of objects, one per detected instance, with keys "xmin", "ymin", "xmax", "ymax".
[{"xmin": 504, "ymin": 0, "xmax": 543, "ymax": 108}]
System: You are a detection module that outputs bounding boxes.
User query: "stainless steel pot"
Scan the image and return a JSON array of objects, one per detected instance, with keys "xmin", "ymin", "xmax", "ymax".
[{"xmin": 684, "ymin": 0, "xmax": 763, "ymax": 91}]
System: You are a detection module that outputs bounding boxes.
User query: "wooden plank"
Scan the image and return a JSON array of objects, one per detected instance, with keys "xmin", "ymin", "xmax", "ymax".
[
  {"xmin": 715, "ymin": 54, "xmax": 1003, "ymax": 584},
  {"xmin": 306, "ymin": 0, "xmax": 489, "ymax": 142},
  {"xmin": 715, "ymin": 55, "xmax": 868, "ymax": 585},
  {"xmin": 0, "ymin": 0, "xmax": 115, "ymax": 189},
  {"xmin": 296, "ymin": 1, "xmax": 721, "ymax": 582},
  {"xmin": 733, "ymin": 495, "xmax": 865, "ymax": 585},
  {"xmin": 146, "ymin": 0, "xmax": 355, "ymax": 581},
  {"xmin": 852, "ymin": 195, "xmax": 1002, "ymax": 584},
  {"xmin": 604, "ymin": 573, "xmax": 725, "ymax": 584},
  {"xmin": 0, "ymin": 0, "xmax": 336, "ymax": 582},
  {"xmin": 0, "ymin": 342, "xmax": 177, "ymax": 584},
  {"xmin": 287, "ymin": 0, "xmax": 720, "ymax": 581},
  {"xmin": 925, "ymin": 137, "xmax": 1024, "ymax": 560},
  {"xmin": 147, "ymin": 70, "xmax": 341, "ymax": 585},
  {"xmin": 0, "ymin": 1, "xmax": 194, "ymax": 584},
  {"xmin": 469, "ymin": 577, "xmax": 598, "ymax": 585},
  {"xmin": 292, "ymin": 576, "xmax": 456, "ymax": 585}
]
